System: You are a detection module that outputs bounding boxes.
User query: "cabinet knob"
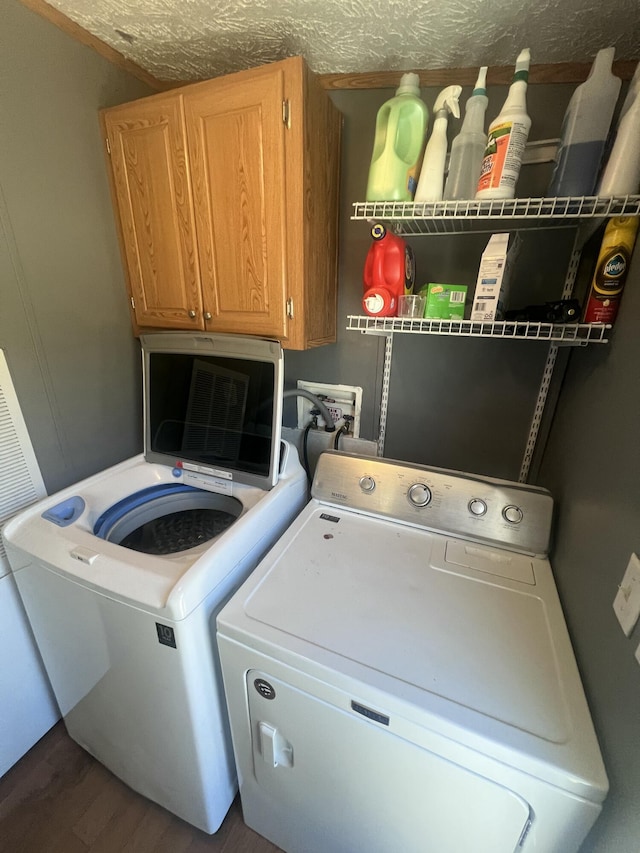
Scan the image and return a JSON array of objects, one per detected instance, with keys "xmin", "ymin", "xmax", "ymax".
[
  {"xmin": 204, "ymin": 312, "xmax": 212, "ymax": 320},
  {"xmin": 188, "ymin": 309, "xmax": 197, "ymax": 319}
]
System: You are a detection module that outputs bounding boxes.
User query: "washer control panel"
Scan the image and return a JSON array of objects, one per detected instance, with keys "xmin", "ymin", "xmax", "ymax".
[{"xmin": 313, "ymin": 452, "xmax": 554, "ymax": 557}]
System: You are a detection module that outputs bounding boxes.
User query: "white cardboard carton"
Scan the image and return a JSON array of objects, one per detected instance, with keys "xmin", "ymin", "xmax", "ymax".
[{"xmin": 470, "ymin": 232, "xmax": 521, "ymax": 321}]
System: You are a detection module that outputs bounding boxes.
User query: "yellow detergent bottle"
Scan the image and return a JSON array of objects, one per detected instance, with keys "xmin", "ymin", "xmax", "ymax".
[
  {"xmin": 366, "ymin": 73, "xmax": 429, "ymax": 201},
  {"xmin": 476, "ymin": 49, "xmax": 531, "ymax": 199}
]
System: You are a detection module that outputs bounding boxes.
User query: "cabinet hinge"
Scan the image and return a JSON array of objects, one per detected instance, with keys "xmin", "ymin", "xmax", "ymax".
[
  {"xmin": 106, "ymin": 137, "xmax": 111, "ymax": 155},
  {"xmin": 286, "ymin": 297, "xmax": 294, "ymax": 319},
  {"xmin": 130, "ymin": 296, "xmax": 135, "ymax": 310},
  {"xmin": 282, "ymin": 99, "xmax": 291, "ymax": 129}
]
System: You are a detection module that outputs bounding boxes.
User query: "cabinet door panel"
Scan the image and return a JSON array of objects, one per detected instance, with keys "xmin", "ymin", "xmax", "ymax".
[
  {"xmin": 104, "ymin": 96, "xmax": 203, "ymax": 330},
  {"xmin": 185, "ymin": 68, "xmax": 288, "ymax": 339}
]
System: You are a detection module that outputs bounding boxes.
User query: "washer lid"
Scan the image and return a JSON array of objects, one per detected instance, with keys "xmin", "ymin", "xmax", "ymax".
[{"xmin": 238, "ymin": 503, "xmax": 607, "ymax": 800}]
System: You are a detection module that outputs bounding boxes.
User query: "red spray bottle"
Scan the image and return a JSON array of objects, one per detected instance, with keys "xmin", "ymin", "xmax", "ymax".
[{"xmin": 362, "ymin": 223, "xmax": 415, "ymax": 317}]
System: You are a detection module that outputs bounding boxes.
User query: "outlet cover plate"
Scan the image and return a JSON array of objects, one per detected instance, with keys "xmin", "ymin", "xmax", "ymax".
[{"xmin": 613, "ymin": 553, "xmax": 640, "ymax": 637}]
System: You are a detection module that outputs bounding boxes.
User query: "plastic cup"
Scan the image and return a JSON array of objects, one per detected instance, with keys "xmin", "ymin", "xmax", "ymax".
[{"xmin": 398, "ymin": 295, "xmax": 426, "ymax": 318}]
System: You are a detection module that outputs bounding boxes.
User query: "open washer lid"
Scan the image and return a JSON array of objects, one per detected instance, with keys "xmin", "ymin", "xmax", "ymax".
[
  {"xmin": 224, "ymin": 501, "xmax": 608, "ymax": 803},
  {"xmin": 141, "ymin": 333, "xmax": 284, "ymax": 490}
]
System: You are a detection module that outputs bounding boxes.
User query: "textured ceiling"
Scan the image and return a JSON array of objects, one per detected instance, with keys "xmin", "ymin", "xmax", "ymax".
[{"xmin": 47, "ymin": 0, "xmax": 639, "ymax": 82}]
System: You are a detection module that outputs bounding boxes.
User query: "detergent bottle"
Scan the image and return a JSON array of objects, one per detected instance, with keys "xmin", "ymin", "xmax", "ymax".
[
  {"xmin": 366, "ymin": 73, "xmax": 429, "ymax": 201},
  {"xmin": 362, "ymin": 223, "xmax": 415, "ymax": 317},
  {"xmin": 476, "ymin": 49, "xmax": 531, "ymax": 199},
  {"xmin": 548, "ymin": 48, "xmax": 621, "ymax": 198},
  {"xmin": 414, "ymin": 85, "xmax": 462, "ymax": 202},
  {"xmin": 444, "ymin": 67, "xmax": 489, "ymax": 200},
  {"xmin": 597, "ymin": 61, "xmax": 640, "ymax": 196}
]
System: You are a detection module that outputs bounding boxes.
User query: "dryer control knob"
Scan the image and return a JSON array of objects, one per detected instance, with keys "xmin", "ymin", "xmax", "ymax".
[
  {"xmin": 503, "ymin": 504, "xmax": 524, "ymax": 524},
  {"xmin": 359, "ymin": 476, "xmax": 376, "ymax": 493},
  {"xmin": 469, "ymin": 498, "xmax": 487, "ymax": 516},
  {"xmin": 408, "ymin": 483, "xmax": 432, "ymax": 507}
]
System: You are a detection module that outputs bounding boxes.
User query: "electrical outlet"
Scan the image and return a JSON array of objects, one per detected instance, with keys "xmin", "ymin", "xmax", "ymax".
[
  {"xmin": 613, "ymin": 553, "xmax": 640, "ymax": 637},
  {"xmin": 296, "ymin": 381, "xmax": 363, "ymax": 437}
]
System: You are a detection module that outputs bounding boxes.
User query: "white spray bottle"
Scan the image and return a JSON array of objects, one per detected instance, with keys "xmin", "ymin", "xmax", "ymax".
[
  {"xmin": 444, "ymin": 67, "xmax": 489, "ymax": 200},
  {"xmin": 476, "ymin": 48, "xmax": 531, "ymax": 199},
  {"xmin": 414, "ymin": 85, "xmax": 462, "ymax": 202}
]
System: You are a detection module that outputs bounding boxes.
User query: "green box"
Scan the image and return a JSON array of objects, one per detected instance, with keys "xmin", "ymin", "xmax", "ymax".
[{"xmin": 420, "ymin": 283, "xmax": 467, "ymax": 320}]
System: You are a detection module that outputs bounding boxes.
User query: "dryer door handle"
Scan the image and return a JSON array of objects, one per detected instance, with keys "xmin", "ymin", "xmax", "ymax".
[{"xmin": 259, "ymin": 722, "xmax": 293, "ymax": 768}]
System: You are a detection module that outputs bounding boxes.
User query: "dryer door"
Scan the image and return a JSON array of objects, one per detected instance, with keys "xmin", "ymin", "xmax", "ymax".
[{"xmin": 245, "ymin": 670, "xmax": 532, "ymax": 853}]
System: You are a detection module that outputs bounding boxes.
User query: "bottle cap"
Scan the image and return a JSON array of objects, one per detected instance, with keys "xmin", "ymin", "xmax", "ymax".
[
  {"xmin": 363, "ymin": 288, "xmax": 396, "ymax": 316},
  {"xmin": 513, "ymin": 49, "xmax": 531, "ymax": 83},
  {"xmin": 396, "ymin": 73, "xmax": 421, "ymax": 97},
  {"xmin": 472, "ymin": 66, "xmax": 488, "ymax": 96}
]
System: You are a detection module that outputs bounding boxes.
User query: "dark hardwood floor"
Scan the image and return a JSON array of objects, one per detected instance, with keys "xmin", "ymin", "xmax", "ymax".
[{"xmin": 0, "ymin": 723, "xmax": 282, "ymax": 853}]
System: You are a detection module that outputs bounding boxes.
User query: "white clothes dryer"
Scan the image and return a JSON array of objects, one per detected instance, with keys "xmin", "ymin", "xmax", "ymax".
[
  {"xmin": 217, "ymin": 451, "xmax": 608, "ymax": 853},
  {"xmin": 2, "ymin": 333, "xmax": 307, "ymax": 834}
]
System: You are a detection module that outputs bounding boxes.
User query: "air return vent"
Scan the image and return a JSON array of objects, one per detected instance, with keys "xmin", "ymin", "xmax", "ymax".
[{"xmin": 0, "ymin": 350, "xmax": 46, "ymax": 573}]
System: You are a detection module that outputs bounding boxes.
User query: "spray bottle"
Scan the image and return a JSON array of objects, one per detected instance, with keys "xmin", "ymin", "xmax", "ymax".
[
  {"xmin": 548, "ymin": 48, "xmax": 621, "ymax": 198},
  {"xmin": 597, "ymin": 61, "xmax": 640, "ymax": 196},
  {"xmin": 476, "ymin": 49, "xmax": 531, "ymax": 199},
  {"xmin": 414, "ymin": 85, "xmax": 462, "ymax": 202},
  {"xmin": 366, "ymin": 73, "xmax": 429, "ymax": 201},
  {"xmin": 444, "ymin": 67, "xmax": 489, "ymax": 200}
]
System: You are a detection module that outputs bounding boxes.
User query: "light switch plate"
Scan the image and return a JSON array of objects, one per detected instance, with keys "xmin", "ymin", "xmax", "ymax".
[{"xmin": 613, "ymin": 553, "xmax": 640, "ymax": 637}]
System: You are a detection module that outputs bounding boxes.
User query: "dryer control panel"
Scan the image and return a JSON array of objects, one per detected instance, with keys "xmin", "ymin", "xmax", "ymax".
[{"xmin": 312, "ymin": 451, "xmax": 554, "ymax": 557}]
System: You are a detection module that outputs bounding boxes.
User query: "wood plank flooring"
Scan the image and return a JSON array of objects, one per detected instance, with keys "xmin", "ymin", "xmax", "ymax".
[{"xmin": 0, "ymin": 723, "xmax": 282, "ymax": 853}]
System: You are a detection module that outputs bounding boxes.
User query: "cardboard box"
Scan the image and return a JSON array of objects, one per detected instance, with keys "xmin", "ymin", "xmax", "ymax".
[
  {"xmin": 470, "ymin": 233, "xmax": 521, "ymax": 321},
  {"xmin": 421, "ymin": 284, "xmax": 467, "ymax": 319}
]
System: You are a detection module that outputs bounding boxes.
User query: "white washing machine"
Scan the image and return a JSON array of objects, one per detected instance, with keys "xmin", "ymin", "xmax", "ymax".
[
  {"xmin": 217, "ymin": 451, "xmax": 609, "ymax": 853},
  {"xmin": 2, "ymin": 333, "xmax": 307, "ymax": 834}
]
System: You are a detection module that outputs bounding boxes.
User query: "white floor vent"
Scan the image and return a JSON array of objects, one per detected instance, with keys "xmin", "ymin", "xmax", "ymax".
[{"xmin": 0, "ymin": 349, "xmax": 46, "ymax": 572}]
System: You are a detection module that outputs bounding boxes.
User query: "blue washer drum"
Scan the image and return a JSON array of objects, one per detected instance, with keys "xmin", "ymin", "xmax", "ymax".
[{"xmin": 93, "ymin": 483, "xmax": 243, "ymax": 555}]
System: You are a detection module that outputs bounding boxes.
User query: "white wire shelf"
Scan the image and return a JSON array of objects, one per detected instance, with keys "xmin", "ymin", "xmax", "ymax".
[
  {"xmin": 351, "ymin": 196, "xmax": 640, "ymax": 235},
  {"xmin": 347, "ymin": 315, "xmax": 610, "ymax": 345}
]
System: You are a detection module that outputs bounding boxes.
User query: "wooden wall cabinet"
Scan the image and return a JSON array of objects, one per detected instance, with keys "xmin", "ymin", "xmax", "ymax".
[{"xmin": 101, "ymin": 57, "xmax": 341, "ymax": 350}]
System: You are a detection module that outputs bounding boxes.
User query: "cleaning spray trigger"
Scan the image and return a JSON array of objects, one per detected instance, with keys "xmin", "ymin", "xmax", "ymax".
[{"xmin": 438, "ymin": 86, "xmax": 462, "ymax": 121}]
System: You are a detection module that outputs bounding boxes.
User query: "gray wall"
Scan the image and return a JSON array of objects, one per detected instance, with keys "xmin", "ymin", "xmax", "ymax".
[
  {"xmin": 285, "ymin": 81, "xmax": 638, "ymax": 851},
  {"xmin": 284, "ymin": 83, "xmax": 578, "ymax": 481},
  {"xmin": 538, "ymin": 250, "xmax": 640, "ymax": 852},
  {"xmin": 1, "ymin": 0, "xmax": 152, "ymax": 494}
]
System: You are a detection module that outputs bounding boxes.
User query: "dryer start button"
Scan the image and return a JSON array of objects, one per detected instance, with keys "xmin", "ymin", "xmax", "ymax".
[
  {"xmin": 468, "ymin": 498, "xmax": 488, "ymax": 516},
  {"xmin": 503, "ymin": 505, "xmax": 524, "ymax": 524}
]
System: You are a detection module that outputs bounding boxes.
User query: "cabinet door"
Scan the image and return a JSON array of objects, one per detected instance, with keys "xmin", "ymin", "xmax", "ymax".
[
  {"xmin": 103, "ymin": 95, "xmax": 204, "ymax": 330},
  {"xmin": 184, "ymin": 66, "xmax": 288, "ymax": 339}
]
